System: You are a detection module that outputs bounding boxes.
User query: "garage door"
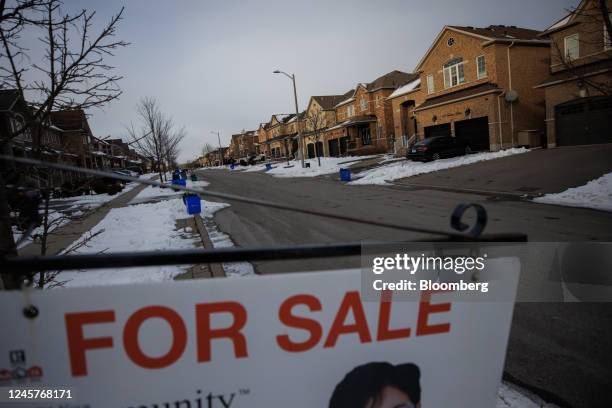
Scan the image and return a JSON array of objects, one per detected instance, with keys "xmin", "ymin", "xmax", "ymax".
[
  {"xmin": 424, "ymin": 123, "xmax": 451, "ymax": 138},
  {"xmin": 556, "ymin": 96, "xmax": 612, "ymax": 146},
  {"xmin": 455, "ymin": 117, "xmax": 490, "ymax": 151}
]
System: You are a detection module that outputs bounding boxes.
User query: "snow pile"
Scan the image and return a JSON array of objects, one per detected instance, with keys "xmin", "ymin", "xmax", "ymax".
[
  {"xmin": 58, "ymin": 198, "xmax": 200, "ymax": 287},
  {"xmin": 351, "ymin": 148, "xmax": 529, "ymax": 185},
  {"xmin": 132, "ymin": 180, "xmax": 209, "ymax": 203},
  {"xmin": 244, "ymin": 156, "xmax": 376, "ymax": 178},
  {"xmin": 496, "ymin": 382, "xmax": 555, "ymax": 407},
  {"xmin": 533, "ymin": 172, "xmax": 612, "ymax": 212}
]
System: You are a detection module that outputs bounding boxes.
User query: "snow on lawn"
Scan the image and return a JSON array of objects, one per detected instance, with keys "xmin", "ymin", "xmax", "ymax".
[
  {"xmin": 243, "ymin": 156, "xmax": 377, "ymax": 178},
  {"xmin": 131, "ymin": 180, "xmax": 209, "ymax": 203},
  {"xmin": 200, "ymin": 200, "xmax": 255, "ymax": 277},
  {"xmin": 351, "ymin": 148, "xmax": 529, "ymax": 185},
  {"xmin": 533, "ymin": 172, "xmax": 612, "ymax": 212},
  {"xmin": 58, "ymin": 198, "xmax": 200, "ymax": 287},
  {"xmin": 13, "ymin": 179, "xmax": 148, "ymax": 249},
  {"xmin": 53, "ymin": 180, "xmax": 141, "ymax": 210}
]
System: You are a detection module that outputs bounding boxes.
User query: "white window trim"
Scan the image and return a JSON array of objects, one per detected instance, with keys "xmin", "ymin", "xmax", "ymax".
[
  {"xmin": 426, "ymin": 74, "xmax": 434, "ymax": 94},
  {"xmin": 443, "ymin": 61, "xmax": 466, "ymax": 89},
  {"xmin": 347, "ymin": 105, "xmax": 355, "ymax": 117},
  {"xmin": 564, "ymin": 33, "xmax": 579, "ymax": 61},
  {"xmin": 476, "ymin": 55, "xmax": 487, "ymax": 79},
  {"xmin": 360, "ymin": 97, "xmax": 367, "ymax": 112},
  {"xmin": 605, "ymin": 16, "xmax": 612, "ymax": 51}
]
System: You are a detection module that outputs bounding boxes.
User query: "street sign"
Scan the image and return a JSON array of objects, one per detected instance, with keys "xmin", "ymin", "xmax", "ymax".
[{"xmin": 0, "ymin": 261, "xmax": 518, "ymax": 407}]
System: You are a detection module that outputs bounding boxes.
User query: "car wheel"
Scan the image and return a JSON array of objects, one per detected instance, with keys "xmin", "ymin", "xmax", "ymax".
[{"xmin": 432, "ymin": 153, "xmax": 441, "ymax": 161}]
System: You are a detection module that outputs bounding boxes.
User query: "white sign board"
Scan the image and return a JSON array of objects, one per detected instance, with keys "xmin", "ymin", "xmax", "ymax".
[{"xmin": 0, "ymin": 260, "xmax": 518, "ymax": 407}]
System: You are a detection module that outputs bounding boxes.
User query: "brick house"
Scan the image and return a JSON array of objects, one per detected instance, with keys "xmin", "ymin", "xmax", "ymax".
[
  {"xmin": 91, "ymin": 137, "xmax": 112, "ymax": 169},
  {"xmin": 229, "ymin": 130, "xmax": 258, "ymax": 160},
  {"xmin": 1, "ymin": 91, "xmax": 82, "ymax": 187},
  {"xmin": 303, "ymin": 93, "xmax": 351, "ymax": 158},
  {"xmin": 324, "ymin": 71, "xmax": 418, "ymax": 156},
  {"xmin": 256, "ymin": 122, "xmax": 271, "ymax": 157},
  {"xmin": 262, "ymin": 114, "xmax": 301, "ymax": 160},
  {"xmin": 412, "ymin": 25, "xmax": 550, "ymax": 151},
  {"xmin": 50, "ymin": 110, "xmax": 95, "ymax": 168},
  {"xmin": 534, "ymin": 0, "xmax": 612, "ymax": 147}
]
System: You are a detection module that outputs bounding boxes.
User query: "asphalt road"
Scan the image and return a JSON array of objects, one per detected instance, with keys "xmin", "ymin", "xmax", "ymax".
[{"xmin": 195, "ymin": 152, "xmax": 612, "ymax": 408}]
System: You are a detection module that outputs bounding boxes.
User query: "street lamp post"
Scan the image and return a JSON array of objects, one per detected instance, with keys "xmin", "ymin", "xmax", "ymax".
[
  {"xmin": 273, "ymin": 69, "xmax": 304, "ymax": 168},
  {"xmin": 210, "ymin": 131, "xmax": 222, "ymax": 167}
]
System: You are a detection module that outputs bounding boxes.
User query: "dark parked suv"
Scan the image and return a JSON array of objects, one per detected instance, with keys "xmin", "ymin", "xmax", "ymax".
[{"xmin": 407, "ymin": 136, "xmax": 471, "ymax": 162}]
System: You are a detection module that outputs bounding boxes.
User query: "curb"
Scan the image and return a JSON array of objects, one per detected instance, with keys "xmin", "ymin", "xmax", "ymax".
[{"xmin": 193, "ymin": 214, "xmax": 226, "ymax": 278}]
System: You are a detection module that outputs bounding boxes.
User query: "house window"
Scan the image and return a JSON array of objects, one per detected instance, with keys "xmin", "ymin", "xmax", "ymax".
[
  {"xmin": 360, "ymin": 97, "xmax": 367, "ymax": 111},
  {"xmin": 443, "ymin": 58, "xmax": 465, "ymax": 89},
  {"xmin": 347, "ymin": 105, "xmax": 355, "ymax": 117},
  {"xmin": 564, "ymin": 33, "xmax": 579, "ymax": 60},
  {"xmin": 426, "ymin": 74, "xmax": 434, "ymax": 94},
  {"xmin": 375, "ymin": 95, "xmax": 380, "ymax": 108},
  {"xmin": 476, "ymin": 55, "xmax": 487, "ymax": 79}
]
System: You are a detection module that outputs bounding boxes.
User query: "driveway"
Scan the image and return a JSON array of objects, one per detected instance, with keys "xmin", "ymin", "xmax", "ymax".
[{"xmin": 390, "ymin": 144, "xmax": 612, "ymax": 196}]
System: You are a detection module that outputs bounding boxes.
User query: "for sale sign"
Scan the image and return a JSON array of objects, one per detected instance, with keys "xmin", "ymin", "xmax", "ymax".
[{"xmin": 0, "ymin": 259, "xmax": 519, "ymax": 407}]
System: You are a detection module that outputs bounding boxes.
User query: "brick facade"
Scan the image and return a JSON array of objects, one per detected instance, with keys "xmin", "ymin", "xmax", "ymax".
[
  {"xmin": 412, "ymin": 26, "xmax": 550, "ymax": 151},
  {"xmin": 536, "ymin": 0, "xmax": 612, "ymax": 147}
]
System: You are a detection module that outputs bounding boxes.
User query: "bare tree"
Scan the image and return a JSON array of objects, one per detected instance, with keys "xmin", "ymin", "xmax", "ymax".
[
  {"xmin": 0, "ymin": 0, "xmax": 127, "ymax": 289},
  {"xmin": 306, "ymin": 109, "xmax": 327, "ymax": 166},
  {"xmin": 127, "ymin": 97, "xmax": 185, "ymax": 182},
  {"xmin": 202, "ymin": 142, "xmax": 215, "ymax": 156},
  {"xmin": 551, "ymin": 0, "xmax": 612, "ymax": 95}
]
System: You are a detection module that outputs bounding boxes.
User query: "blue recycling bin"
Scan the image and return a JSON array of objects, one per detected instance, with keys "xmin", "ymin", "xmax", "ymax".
[
  {"xmin": 339, "ymin": 168, "xmax": 351, "ymax": 182},
  {"xmin": 265, "ymin": 163, "xmax": 273, "ymax": 171},
  {"xmin": 230, "ymin": 164, "xmax": 235, "ymax": 170},
  {"xmin": 185, "ymin": 194, "xmax": 201, "ymax": 214},
  {"xmin": 172, "ymin": 179, "xmax": 186, "ymax": 187}
]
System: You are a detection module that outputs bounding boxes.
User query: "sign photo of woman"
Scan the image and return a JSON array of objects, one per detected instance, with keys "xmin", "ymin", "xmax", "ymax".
[{"xmin": 329, "ymin": 362, "xmax": 421, "ymax": 408}]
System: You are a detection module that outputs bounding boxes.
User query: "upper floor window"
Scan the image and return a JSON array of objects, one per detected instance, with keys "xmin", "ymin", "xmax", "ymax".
[
  {"xmin": 426, "ymin": 74, "xmax": 434, "ymax": 94},
  {"xmin": 564, "ymin": 33, "xmax": 579, "ymax": 61},
  {"xmin": 347, "ymin": 105, "xmax": 355, "ymax": 117},
  {"xmin": 375, "ymin": 95, "xmax": 380, "ymax": 108},
  {"xmin": 360, "ymin": 97, "xmax": 367, "ymax": 111},
  {"xmin": 443, "ymin": 58, "xmax": 465, "ymax": 89},
  {"xmin": 476, "ymin": 55, "xmax": 487, "ymax": 79}
]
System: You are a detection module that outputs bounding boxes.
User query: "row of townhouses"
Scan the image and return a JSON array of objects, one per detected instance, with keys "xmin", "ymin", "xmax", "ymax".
[
  {"xmin": 213, "ymin": 0, "xmax": 611, "ymax": 165},
  {"xmin": 0, "ymin": 90, "xmax": 152, "ymax": 189}
]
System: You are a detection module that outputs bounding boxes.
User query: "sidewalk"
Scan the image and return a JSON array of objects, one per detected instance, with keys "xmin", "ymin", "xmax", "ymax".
[{"xmin": 18, "ymin": 181, "xmax": 151, "ymax": 257}]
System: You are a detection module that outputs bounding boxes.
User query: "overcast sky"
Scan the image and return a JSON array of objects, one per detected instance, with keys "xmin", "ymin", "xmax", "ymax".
[{"xmin": 67, "ymin": 0, "xmax": 576, "ymax": 162}]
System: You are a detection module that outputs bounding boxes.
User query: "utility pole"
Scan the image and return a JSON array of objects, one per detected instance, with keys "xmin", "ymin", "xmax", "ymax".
[
  {"xmin": 210, "ymin": 131, "xmax": 223, "ymax": 167},
  {"xmin": 273, "ymin": 70, "xmax": 305, "ymax": 168}
]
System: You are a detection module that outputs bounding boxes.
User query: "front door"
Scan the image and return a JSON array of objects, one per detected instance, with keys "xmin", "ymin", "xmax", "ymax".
[{"xmin": 328, "ymin": 139, "xmax": 340, "ymax": 157}]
